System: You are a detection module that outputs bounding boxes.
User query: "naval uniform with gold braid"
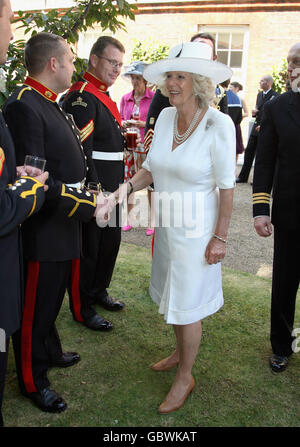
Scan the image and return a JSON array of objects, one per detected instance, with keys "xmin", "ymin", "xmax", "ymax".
[
  {"xmin": 3, "ymin": 78, "xmax": 96, "ymax": 396},
  {"xmin": 63, "ymin": 71, "xmax": 125, "ymax": 321},
  {"xmin": 252, "ymin": 90, "xmax": 300, "ymax": 358},
  {"xmin": 0, "ymin": 110, "xmax": 45, "ymax": 425}
]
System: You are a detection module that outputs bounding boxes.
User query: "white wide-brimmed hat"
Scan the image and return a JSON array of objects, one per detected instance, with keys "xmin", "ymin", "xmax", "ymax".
[
  {"xmin": 143, "ymin": 42, "xmax": 233, "ymax": 85},
  {"xmin": 122, "ymin": 60, "xmax": 148, "ymax": 81}
]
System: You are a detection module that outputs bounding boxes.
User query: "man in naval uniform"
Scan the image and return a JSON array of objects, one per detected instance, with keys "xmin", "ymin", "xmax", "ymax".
[
  {"xmin": 3, "ymin": 32, "xmax": 98, "ymax": 413},
  {"xmin": 253, "ymin": 43, "xmax": 300, "ymax": 372},
  {"xmin": 63, "ymin": 36, "xmax": 126, "ymax": 331}
]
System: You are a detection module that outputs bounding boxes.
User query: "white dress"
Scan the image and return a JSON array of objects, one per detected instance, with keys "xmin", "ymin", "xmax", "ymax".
[{"xmin": 142, "ymin": 106, "xmax": 236, "ymax": 325}]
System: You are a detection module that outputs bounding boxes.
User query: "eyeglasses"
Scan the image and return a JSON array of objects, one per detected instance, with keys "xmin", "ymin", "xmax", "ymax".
[{"xmin": 98, "ymin": 56, "xmax": 123, "ymax": 69}]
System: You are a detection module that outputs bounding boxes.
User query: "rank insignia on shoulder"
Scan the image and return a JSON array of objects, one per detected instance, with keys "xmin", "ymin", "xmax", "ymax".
[
  {"xmin": 72, "ymin": 96, "xmax": 88, "ymax": 107},
  {"xmin": 45, "ymin": 90, "xmax": 53, "ymax": 99}
]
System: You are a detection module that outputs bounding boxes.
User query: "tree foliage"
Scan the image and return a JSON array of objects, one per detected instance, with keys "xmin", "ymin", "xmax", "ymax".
[
  {"xmin": 0, "ymin": 0, "xmax": 136, "ymax": 106},
  {"xmin": 131, "ymin": 38, "xmax": 169, "ymax": 63},
  {"xmin": 271, "ymin": 58, "xmax": 288, "ymax": 93}
]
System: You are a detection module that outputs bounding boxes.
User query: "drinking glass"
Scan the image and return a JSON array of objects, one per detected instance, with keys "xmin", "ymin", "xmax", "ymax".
[{"xmin": 24, "ymin": 155, "xmax": 46, "ymax": 177}]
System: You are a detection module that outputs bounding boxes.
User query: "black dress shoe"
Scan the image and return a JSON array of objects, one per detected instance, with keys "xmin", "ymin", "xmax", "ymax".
[
  {"xmin": 27, "ymin": 387, "xmax": 67, "ymax": 413},
  {"xmin": 269, "ymin": 354, "xmax": 289, "ymax": 373},
  {"xmin": 96, "ymin": 294, "xmax": 125, "ymax": 311},
  {"xmin": 83, "ymin": 314, "xmax": 113, "ymax": 331},
  {"xmin": 51, "ymin": 352, "xmax": 80, "ymax": 368},
  {"xmin": 235, "ymin": 178, "xmax": 247, "ymax": 183}
]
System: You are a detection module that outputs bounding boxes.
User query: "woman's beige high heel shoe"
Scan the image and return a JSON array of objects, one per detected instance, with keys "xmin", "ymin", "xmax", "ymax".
[{"xmin": 151, "ymin": 355, "xmax": 179, "ymax": 372}]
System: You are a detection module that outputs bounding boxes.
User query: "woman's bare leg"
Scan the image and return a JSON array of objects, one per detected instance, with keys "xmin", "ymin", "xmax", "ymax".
[{"xmin": 158, "ymin": 320, "xmax": 202, "ymax": 413}]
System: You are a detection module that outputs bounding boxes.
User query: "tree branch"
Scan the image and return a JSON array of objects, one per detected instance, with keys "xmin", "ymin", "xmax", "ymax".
[{"xmin": 63, "ymin": 0, "xmax": 95, "ymax": 39}]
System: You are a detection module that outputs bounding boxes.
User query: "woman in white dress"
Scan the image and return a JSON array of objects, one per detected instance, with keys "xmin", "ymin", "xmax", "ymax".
[{"xmin": 97, "ymin": 42, "xmax": 236, "ymax": 414}]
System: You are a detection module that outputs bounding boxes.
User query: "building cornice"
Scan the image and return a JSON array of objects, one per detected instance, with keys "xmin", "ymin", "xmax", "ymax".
[
  {"xmin": 12, "ymin": 1, "xmax": 300, "ymax": 18},
  {"xmin": 134, "ymin": 0, "xmax": 300, "ymax": 14}
]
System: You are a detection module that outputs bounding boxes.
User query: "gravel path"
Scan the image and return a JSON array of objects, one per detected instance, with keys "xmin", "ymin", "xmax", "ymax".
[{"xmin": 121, "ymin": 178, "xmax": 274, "ymax": 279}]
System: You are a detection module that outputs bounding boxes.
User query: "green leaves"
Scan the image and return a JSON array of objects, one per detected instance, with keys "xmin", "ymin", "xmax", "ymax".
[
  {"xmin": 271, "ymin": 58, "xmax": 288, "ymax": 93},
  {"xmin": 0, "ymin": 0, "xmax": 136, "ymax": 105},
  {"xmin": 131, "ymin": 38, "xmax": 169, "ymax": 63}
]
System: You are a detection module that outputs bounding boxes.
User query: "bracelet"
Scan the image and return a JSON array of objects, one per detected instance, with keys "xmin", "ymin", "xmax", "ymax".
[
  {"xmin": 213, "ymin": 234, "xmax": 227, "ymax": 243},
  {"xmin": 127, "ymin": 181, "xmax": 134, "ymax": 195}
]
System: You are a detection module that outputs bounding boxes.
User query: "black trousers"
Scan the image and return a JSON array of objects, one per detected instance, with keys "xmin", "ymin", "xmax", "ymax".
[
  {"xmin": 13, "ymin": 261, "xmax": 71, "ymax": 394},
  {"xmin": 271, "ymin": 227, "xmax": 299, "ymax": 356},
  {"xmin": 0, "ymin": 338, "xmax": 9, "ymax": 427},
  {"xmin": 69, "ymin": 219, "xmax": 121, "ymax": 321},
  {"xmin": 237, "ymin": 133, "xmax": 258, "ymax": 182}
]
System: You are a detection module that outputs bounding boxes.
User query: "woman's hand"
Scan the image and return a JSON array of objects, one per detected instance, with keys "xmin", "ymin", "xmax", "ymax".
[
  {"xmin": 122, "ymin": 120, "xmax": 129, "ymax": 130},
  {"xmin": 134, "ymin": 120, "xmax": 146, "ymax": 128},
  {"xmin": 95, "ymin": 192, "xmax": 116, "ymax": 226},
  {"xmin": 205, "ymin": 237, "xmax": 226, "ymax": 264}
]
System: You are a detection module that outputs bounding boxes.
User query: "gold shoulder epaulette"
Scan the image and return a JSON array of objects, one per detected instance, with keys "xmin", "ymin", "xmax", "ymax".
[
  {"xmin": 17, "ymin": 87, "xmax": 32, "ymax": 101},
  {"xmin": 79, "ymin": 82, "xmax": 89, "ymax": 94}
]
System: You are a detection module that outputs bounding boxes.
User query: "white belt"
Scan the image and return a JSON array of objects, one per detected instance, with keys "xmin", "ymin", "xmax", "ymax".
[
  {"xmin": 92, "ymin": 151, "xmax": 124, "ymax": 161},
  {"xmin": 66, "ymin": 181, "xmax": 84, "ymax": 189}
]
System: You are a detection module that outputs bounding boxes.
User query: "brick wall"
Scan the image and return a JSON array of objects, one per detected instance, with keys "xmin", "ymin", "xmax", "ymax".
[{"xmin": 110, "ymin": 8, "xmax": 300, "ymax": 143}]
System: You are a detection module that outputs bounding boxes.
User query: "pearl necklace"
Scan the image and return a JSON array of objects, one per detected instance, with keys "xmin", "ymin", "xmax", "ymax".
[{"xmin": 173, "ymin": 107, "xmax": 202, "ymax": 145}]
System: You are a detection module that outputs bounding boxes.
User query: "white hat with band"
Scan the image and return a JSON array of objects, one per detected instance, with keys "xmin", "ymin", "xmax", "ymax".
[{"xmin": 143, "ymin": 42, "xmax": 233, "ymax": 85}]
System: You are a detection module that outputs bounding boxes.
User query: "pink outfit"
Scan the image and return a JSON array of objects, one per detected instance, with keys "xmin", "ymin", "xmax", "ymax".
[{"xmin": 120, "ymin": 87, "xmax": 154, "ymax": 142}]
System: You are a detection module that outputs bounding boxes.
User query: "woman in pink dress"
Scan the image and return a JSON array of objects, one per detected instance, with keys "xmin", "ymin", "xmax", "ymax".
[{"xmin": 120, "ymin": 61, "xmax": 154, "ymax": 234}]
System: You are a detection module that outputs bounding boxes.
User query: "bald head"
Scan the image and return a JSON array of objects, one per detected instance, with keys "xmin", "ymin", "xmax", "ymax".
[
  {"xmin": 287, "ymin": 42, "xmax": 300, "ymax": 90},
  {"xmin": 259, "ymin": 75, "xmax": 273, "ymax": 92}
]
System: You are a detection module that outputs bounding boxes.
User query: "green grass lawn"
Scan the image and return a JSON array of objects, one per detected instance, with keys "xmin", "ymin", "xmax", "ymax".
[{"xmin": 3, "ymin": 242, "xmax": 300, "ymax": 427}]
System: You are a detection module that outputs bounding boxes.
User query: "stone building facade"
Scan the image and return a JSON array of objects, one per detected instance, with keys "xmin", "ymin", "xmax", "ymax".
[{"xmin": 10, "ymin": 1, "xmax": 300, "ymax": 141}]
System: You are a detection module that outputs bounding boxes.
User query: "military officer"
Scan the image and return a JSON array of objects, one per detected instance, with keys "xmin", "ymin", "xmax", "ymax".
[
  {"xmin": 63, "ymin": 36, "xmax": 125, "ymax": 331},
  {"xmin": 253, "ymin": 43, "xmax": 300, "ymax": 372},
  {"xmin": 3, "ymin": 32, "xmax": 98, "ymax": 413},
  {"xmin": 0, "ymin": 0, "xmax": 47, "ymax": 426}
]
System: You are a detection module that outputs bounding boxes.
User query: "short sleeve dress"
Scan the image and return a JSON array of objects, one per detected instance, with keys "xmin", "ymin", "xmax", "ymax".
[{"xmin": 142, "ymin": 106, "xmax": 236, "ymax": 325}]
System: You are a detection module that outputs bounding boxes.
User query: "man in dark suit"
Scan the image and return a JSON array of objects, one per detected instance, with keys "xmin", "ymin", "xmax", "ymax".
[
  {"xmin": 0, "ymin": 0, "xmax": 47, "ymax": 426},
  {"xmin": 252, "ymin": 42, "xmax": 300, "ymax": 372},
  {"xmin": 236, "ymin": 75, "xmax": 279, "ymax": 183}
]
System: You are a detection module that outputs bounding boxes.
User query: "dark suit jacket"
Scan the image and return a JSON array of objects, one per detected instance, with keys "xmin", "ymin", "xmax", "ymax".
[
  {"xmin": 253, "ymin": 90, "xmax": 300, "ymax": 230},
  {"xmin": 0, "ymin": 112, "xmax": 45, "ymax": 336},
  {"xmin": 251, "ymin": 89, "xmax": 279, "ymax": 136}
]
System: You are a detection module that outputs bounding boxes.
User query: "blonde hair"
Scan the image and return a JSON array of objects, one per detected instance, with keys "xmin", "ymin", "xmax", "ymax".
[{"xmin": 159, "ymin": 73, "xmax": 215, "ymax": 108}]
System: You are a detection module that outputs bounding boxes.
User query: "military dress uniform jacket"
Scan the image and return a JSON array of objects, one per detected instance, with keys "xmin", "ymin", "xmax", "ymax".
[
  {"xmin": 62, "ymin": 71, "xmax": 126, "ymax": 192},
  {"xmin": 3, "ymin": 77, "xmax": 96, "ymax": 262},
  {"xmin": 0, "ymin": 111, "xmax": 45, "ymax": 336},
  {"xmin": 253, "ymin": 90, "xmax": 300, "ymax": 230}
]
